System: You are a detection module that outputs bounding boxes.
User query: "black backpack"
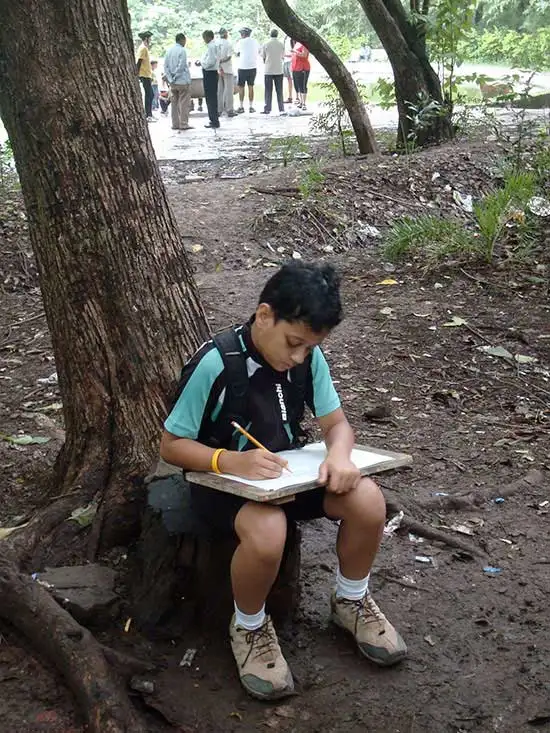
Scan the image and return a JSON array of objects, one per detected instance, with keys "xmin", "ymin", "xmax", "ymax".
[{"xmin": 197, "ymin": 326, "xmax": 311, "ymax": 450}]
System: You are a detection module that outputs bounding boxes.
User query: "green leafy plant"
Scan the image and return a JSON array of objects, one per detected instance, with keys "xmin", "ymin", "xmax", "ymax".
[
  {"xmin": 425, "ymin": 0, "xmax": 476, "ymax": 109},
  {"xmin": 268, "ymin": 136, "xmax": 309, "ymax": 168},
  {"xmin": 374, "ymin": 77, "xmax": 396, "ymax": 111},
  {"xmin": 310, "ymin": 79, "xmax": 368, "ymax": 157},
  {"xmin": 298, "ymin": 161, "xmax": 326, "ymax": 200},
  {"xmin": 473, "ymin": 171, "xmax": 536, "ymax": 260}
]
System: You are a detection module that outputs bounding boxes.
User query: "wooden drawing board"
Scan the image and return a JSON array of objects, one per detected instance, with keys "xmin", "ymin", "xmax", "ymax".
[{"xmin": 185, "ymin": 442, "xmax": 412, "ymax": 503}]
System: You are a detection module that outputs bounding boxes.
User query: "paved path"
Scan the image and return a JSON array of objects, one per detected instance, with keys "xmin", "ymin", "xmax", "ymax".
[{"xmin": 149, "ymin": 104, "xmax": 398, "ymax": 162}]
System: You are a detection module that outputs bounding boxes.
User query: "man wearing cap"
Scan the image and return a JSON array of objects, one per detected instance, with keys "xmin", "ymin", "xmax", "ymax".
[
  {"xmin": 217, "ymin": 28, "xmax": 237, "ymax": 117},
  {"xmin": 236, "ymin": 27, "xmax": 259, "ymax": 114},
  {"xmin": 163, "ymin": 33, "xmax": 193, "ymax": 131},
  {"xmin": 136, "ymin": 31, "xmax": 155, "ymax": 122}
]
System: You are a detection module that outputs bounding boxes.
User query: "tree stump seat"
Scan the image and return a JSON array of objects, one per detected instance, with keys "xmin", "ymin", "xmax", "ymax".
[{"xmin": 131, "ymin": 466, "xmax": 301, "ymax": 633}]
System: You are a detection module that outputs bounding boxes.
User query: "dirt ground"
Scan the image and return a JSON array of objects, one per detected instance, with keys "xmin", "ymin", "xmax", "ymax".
[{"xmin": 1, "ymin": 138, "xmax": 549, "ymax": 733}]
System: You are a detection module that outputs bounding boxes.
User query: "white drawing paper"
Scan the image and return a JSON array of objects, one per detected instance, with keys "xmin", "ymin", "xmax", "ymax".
[{"xmin": 215, "ymin": 441, "xmax": 394, "ymax": 492}]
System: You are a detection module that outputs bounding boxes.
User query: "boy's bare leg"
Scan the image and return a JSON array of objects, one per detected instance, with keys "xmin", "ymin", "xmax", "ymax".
[
  {"xmin": 232, "ymin": 502, "xmax": 286, "ymax": 612},
  {"xmin": 324, "ymin": 477, "xmax": 385, "ymax": 579},
  {"xmin": 248, "ymin": 83, "xmax": 254, "ymax": 106},
  {"xmin": 324, "ymin": 478, "xmax": 407, "ymax": 666},
  {"xmin": 229, "ymin": 502, "xmax": 294, "ymax": 700}
]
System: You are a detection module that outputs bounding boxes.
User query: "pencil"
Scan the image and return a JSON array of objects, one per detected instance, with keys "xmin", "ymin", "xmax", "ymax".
[{"xmin": 231, "ymin": 421, "xmax": 292, "ymax": 473}]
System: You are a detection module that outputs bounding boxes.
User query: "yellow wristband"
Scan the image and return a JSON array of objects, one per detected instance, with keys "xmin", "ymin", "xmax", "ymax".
[{"xmin": 211, "ymin": 448, "xmax": 226, "ymax": 474}]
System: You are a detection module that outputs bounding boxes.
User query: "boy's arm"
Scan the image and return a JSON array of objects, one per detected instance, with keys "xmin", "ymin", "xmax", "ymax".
[
  {"xmin": 160, "ymin": 431, "xmax": 287, "ymax": 479},
  {"xmin": 317, "ymin": 408, "xmax": 361, "ymax": 494}
]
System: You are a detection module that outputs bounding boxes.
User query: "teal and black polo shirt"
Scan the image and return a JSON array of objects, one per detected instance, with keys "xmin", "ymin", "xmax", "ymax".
[{"xmin": 164, "ymin": 321, "xmax": 340, "ymax": 454}]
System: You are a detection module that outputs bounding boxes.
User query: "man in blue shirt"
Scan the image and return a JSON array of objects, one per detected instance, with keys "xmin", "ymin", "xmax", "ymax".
[
  {"xmin": 161, "ymin": 262, "xmax": 407, "ymax": 701},
  {"xmin": 163, "ymin": 33, "xmax": 192, "ymax": 131}
]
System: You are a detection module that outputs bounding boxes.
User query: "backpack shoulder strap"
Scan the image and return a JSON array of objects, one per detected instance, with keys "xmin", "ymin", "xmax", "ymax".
[
  {"xmin": 210, "ymin": 326, "xmax": 249, "ymax": 444},
  {"xmin": 288, "ymin": 354, "xmax": 312, "ymax": 447}
]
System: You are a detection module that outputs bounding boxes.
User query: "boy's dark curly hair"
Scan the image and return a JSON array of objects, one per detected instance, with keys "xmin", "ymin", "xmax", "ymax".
[{"xmin": 258, "ymin": 262, "xmax": 342, "ymax": 333}]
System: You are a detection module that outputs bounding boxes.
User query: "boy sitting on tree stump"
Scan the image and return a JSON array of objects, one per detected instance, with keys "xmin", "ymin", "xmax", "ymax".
[{"xmin": 160, "ymin": 262, "xmax": 407, "ymax": 701}]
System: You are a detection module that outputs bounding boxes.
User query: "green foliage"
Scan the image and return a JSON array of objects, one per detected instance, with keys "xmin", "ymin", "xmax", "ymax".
[
  {"xmin": 268, "ymin": 136, "xmax": 309, "ymax": 168},
  {"xmin": 473, "ymin": 171, "xmax": 537, "ymax": 260},
  {"xmin": 384, "ymin": 170, "xmax": 540, "ymax": 267},
  {"xmin": 127, "ymin": 0, "xmax": 271, "ymax": 55},
  {"xmin": 0, "ymin": 139, "xmax": 17, "ymax": 192},
  {"xmin": 475, "ymin": 0, "xmax": 550, "ymax": 33},
  {"xmin": 405, "ymin": 92, "xmax": 446, "ymax": 144},
  {"xmin": 298, "ymin": 161, "xmax": 326, "ymax": 199},
  {"xmin": 310, "ymin": 79, "xmax": 368, "ymax": 156},
  {"xmin": 374, "ymin": 78, "xmax": 396, "ymax": 111},
  {"xmin": 425, "ymin": 0, "xmax": 476, "ymax": 106},
  {"xmin": 460, "ymin": 27, "xmax": 550, "ymax": 69},
  {"xmin": 384, "ymin": 215, "xmax": 475, "ymax": 263},
  {"xmin": 295, "ymin": 0, "xmax": 375, "ymax": 49}
]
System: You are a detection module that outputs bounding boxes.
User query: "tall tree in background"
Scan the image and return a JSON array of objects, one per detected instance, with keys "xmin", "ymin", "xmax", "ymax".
[
  {"xmin": 360, "ymin": 0, "xmax": 454, "ymax": 145},
  {"xmin": 261, "ymin": 0, "xmax": 378, "ymax": 154},
  {"xmin": 0, "ymin": 0, "xmax": 209, "ymax": 560}
]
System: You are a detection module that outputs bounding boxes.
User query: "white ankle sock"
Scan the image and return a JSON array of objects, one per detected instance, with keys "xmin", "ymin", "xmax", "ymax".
[
  {"xmin": 335, "ymin": 567, "xmax": 370, "ymax": 600},
  {"xmin": 234, "ymin": 602, "xmax": 266, "ymax": 631}
]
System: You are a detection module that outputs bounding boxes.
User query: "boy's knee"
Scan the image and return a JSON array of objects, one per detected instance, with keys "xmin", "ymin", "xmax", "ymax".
[
  {"xmin": 236, "ymin": 503, "xmax": 287, "ymax": 562},
  {"xmin": 327, "ymin": 478, "xmax": 386, "ymax": 527}
]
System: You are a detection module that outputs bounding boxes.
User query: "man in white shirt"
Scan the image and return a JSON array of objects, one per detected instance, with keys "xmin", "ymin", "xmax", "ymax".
[
  {"xmin": 236, "ymin": 27, "xmax": 259, "ymax": 114},
  {"xmin": 201, "ymin": 29, "xmax": 220, "ymax": 128},
  {"xmin": 261, "ymin": 29, "xmax": 285, "ymax": 115},
  {"xmin": 163, "ymin": 33, "xmax": 193, "ymax": 131},
  {"xmin": 217, "ymin": 28, "xmax": 237, "ymax": 117}
]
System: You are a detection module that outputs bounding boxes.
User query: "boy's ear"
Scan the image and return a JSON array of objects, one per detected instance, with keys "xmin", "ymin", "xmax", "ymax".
[{"xmin": 256, "ymin": 302, "xmax": 275, "ymax": 327}]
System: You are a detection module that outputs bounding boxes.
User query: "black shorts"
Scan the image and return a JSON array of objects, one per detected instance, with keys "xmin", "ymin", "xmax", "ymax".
[
  {"xmin": 190, "ymin": 482, "xmax": 328, "ymax": 535},
  {"xmin": 238, "ymin": 68, "xmax": 257, "ymax": 87}
]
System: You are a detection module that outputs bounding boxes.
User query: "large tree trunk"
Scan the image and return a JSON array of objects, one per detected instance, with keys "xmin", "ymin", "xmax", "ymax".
[
  {"xmin": 360, "ymin": 0, "xmax": 453, "ymax": 146},
  {"xmin": 0, "ymin": 0, "xmax": 209, "ymax": 557},
  {"xmin": 261, "ymin": 0, "xmax": 378, "ymax": 154}
]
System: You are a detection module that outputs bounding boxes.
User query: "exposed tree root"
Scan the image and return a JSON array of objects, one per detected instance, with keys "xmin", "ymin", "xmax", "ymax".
[
  {"xmin": 383, "ymin": 488, "xmax": 486, "ymax": 559},
  {"xmin": 420, "ymin": 469, "xmax": 544, "ymax": 512},
  {"xmin": 401, "ymin": 517, "xmax": 486, "ymax": 559},
  {"xmin": 0, "ymin": 550, "xmax": 148, "ymax": 733}
]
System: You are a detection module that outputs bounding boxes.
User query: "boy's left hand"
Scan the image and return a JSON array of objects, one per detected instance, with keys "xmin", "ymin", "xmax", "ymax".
[{"xmin": 318, "ymin": 456, "xmax": 360, "ymax": 495}]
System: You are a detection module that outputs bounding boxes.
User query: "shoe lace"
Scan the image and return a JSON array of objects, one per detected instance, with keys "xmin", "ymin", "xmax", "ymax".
[
  {"xmin": 242, "ymin": 621, "xmax": 277, "ymax": 667},
  {"xmin": 341, "ymin": 595, "xmax": 387, "ymax": 634}
]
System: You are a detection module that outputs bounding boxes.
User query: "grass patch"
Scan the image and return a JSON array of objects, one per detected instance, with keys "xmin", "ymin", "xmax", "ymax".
[
  {"xmin": 384, "ymin": 171, "xmax": 541, "ymax": 268},
  {"xmin": 384, "ymin": 215, "xmax": 475, "ymax": 263}
]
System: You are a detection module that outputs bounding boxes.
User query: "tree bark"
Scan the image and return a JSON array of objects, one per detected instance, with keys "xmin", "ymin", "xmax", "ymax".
[
  {"xmin": 359, "ymin": 0, "xmax": 453, "ymax": 146},
  {"xmin": 260, "ymin": 0, "xmax": 378, "ymax": 154},
  {"xmin": 0, "ymin": 550, "xmax": 147, "ymax": 732},
  {"xmin": 0, "ymin": 0, "xmax": 210, "ymax": 554}
]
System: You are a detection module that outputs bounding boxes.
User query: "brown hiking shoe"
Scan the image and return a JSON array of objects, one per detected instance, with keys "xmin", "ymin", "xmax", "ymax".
[
  {"xmin": 229, "ymin": 615, "xmax": 295, "ymax": 700},
  {"xmin": 330, "ymin": 592, "xmax": 407, "ymax": 666}
]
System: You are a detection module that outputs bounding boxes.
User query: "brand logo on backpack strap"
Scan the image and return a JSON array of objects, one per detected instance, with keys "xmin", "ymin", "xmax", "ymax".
[{"xmin": 275, "ymin": 383, "xmax": 287, "ymax": 422}]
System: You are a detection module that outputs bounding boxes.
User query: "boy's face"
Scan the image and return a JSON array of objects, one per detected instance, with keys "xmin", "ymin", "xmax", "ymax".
[{"xmin": 254, "ymin": 304, "xmax": 329, "ymax": 372}]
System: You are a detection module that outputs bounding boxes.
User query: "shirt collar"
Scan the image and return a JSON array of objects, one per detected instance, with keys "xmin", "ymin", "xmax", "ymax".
[{"xmin": 242, "ymin": 317, "xmax": 285, "ymax": 375}]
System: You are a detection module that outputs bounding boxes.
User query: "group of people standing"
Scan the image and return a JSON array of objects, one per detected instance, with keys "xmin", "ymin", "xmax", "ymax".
[{"xmin": 135, "ymin": 27, "xmax": 311, "ymax": 131}]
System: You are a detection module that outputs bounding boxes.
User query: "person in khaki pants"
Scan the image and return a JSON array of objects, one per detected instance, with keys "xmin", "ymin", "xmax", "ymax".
[
  {"xmin": 163, "ymin": 32, "xmax": 193, "ymax": 130},
  {"xmin": 217, "ymin": 28, "xmax": 238, "ymax": 117}
]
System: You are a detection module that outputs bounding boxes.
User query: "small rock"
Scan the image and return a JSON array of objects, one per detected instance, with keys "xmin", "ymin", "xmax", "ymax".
[{"xmin": 37, "ymin": 564, "xmax": 119, "ymax": 627}]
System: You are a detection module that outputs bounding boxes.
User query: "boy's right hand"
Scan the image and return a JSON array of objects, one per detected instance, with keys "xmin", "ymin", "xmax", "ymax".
[{"xmin": 221, "ymin": 449, "xmax": 288, "ymax": 480}]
